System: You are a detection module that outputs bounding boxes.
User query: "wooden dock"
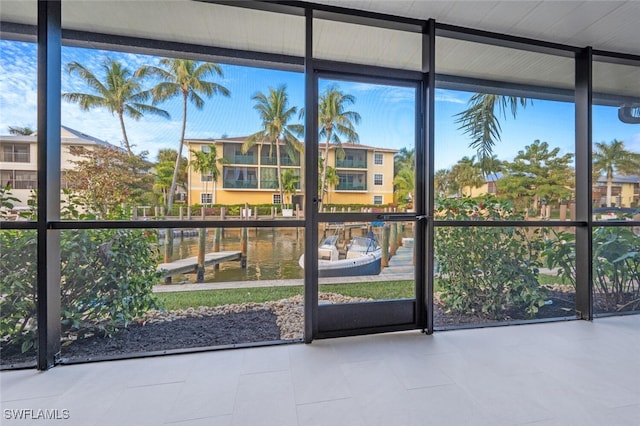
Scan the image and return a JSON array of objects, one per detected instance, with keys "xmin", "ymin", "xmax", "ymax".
[{"xmin": 157, "ymin": 251, "xmax": 242, "ymax": 277}]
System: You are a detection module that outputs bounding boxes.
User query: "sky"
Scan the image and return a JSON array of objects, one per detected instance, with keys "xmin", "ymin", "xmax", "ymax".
[{"xmin": 1, "ymin": 40, "xmax": 639, "ymax": 169}]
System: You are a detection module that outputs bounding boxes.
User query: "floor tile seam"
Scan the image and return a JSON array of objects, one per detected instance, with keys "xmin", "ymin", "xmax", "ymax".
[
  {"xmin": 294, "ymin": 395, "xmax": 353, "ymax": 407},
  {"xmin": 0, "ymin": 394, "xmax": 62, "ymax": 403},
  {"xmin": 238, "ymin": 367, "xmax": 290, "ymax": 378},
  {"xmin": 127, "ymin": 379, "xmax": 186, "ymax": 389},
  {"xmin": 163, "ymin": 413, "xmax": 226, "ymax": 424}
]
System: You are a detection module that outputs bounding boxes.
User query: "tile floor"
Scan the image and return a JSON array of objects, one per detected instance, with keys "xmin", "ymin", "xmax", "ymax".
[{"xmin": 1, "ymin": 315, "xmax": 639, "ymax": 426}]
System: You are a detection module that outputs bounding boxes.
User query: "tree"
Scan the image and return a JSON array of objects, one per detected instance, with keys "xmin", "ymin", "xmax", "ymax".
[
  {"xmin": 450, "ymin": 156, "xmax": 484, "ymax": 198},
  {"xmin": 434, "ymin": 168, "xmax": 454, "ymax": 198},
  {"xmin": 65, "ymin": 146, "xmax": 154, "ymax": 213},
  {"xmin": 7, "ymin": 126, "xmax": 35, "ymax": 135},
  {"xmin": 242, "ymin": 85, "xmax": 303, "ymax": 206},
  {"xmin": 593, "ymin": 139, "xmax": 640, "ymax": 207},
  {"xmin": 394, "ymin": 167, "xmax": 415, "ymax": 205},
  {"xmin": 190, "ymin": 144, "xmax": 226, "ymax": 206},
  {"xmin": 317, "ymin": 85, "xmax": 361, "ymax": 208},
  {"xmin": 281, "ymin": 169, "xmax": 299, "ymax": 209},
  {"xmin": 62, "ymin": 58, "xmax": 169, "ymax": 155},
  {"xmin": 455, "ymin": 93, "xmax": 530, "ymax": 163},
  {"xmin": 318, "ymin": 158, "xmax": 339, "ymax": 204},
  {"xmin": 394, "ymin": 147, "xmax": 415, "ymax": 175},
  {"xmin": 138, "ymin": 58, "xmax": 230, "ymax": 213},
  {"xmin": 499, "ymin": 140, "xmax": 574, "ymax": 214},
  {"xmin": 153, "ymin": 161, "xmax": 174, "ymax": 207}
]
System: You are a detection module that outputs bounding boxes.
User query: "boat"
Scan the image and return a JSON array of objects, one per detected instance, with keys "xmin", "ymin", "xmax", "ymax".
[{"xmin": 298, "ymin": 234, "xmax": 383, "ymax": 277}]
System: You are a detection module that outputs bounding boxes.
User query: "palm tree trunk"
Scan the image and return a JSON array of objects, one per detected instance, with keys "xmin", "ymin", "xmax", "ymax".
[
  {"xmin": 606, "ymin": 174, "xmax": 613, "ymax": 207},
  {"xmin": 167, "ymin": 93, "xmax": 188, "ymax": 213},
  {"xmin": 319, "ymin": 133, "xmax": 331, "ymax": 210},
  {"xmin": 118, "ymin": 112, "xmax": 133, "ymax": 156},
  {"xmin": 276, "ymin": 139, "xmax": 284, "ymax": 207}
]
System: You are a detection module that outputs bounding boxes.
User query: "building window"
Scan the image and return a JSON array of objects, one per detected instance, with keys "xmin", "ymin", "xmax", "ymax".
[
  {"xmin": 200, "ymin": 193, "xmax": 212, "ymax": 204},
  {"xmin": 273, "ymin": 193, "xmax": 282, "ymax": 204},
  {"xmin": 0, "ymin": 170, "xmax": 37, "ymax": 189},
  {"xmin": 1, "ymin": 143, "xmax": 30, "ymax": 163},
  {"xmin": 201, "ymin": 174, "xmax": 213, "ymax": 182},
  {"xmin": 374, "ymin": 153, "xmax": 383, "ymax": 165},
  {"xmin": 373, "ymin": 195, "xmax": 383, "ymax": 205},
  {"xmin": 374, "ymin": 173, "xmax": 383, "ymax": 186}
]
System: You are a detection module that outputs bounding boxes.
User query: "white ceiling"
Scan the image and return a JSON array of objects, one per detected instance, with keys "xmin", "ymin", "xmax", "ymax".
[
  {"xmin": 311, "ymin": 1, "xmax": 640, "ymax": 57},
  {"xmin": 1, "ymin": 1, "xmax": 638, "ymax": 98}
]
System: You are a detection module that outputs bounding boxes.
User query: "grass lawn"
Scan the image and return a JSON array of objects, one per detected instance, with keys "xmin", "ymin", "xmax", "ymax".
[
  {"xmin": 156, "ymin": 280, "xmax": 416, "ymax": 311},
  {"xmin": 157, "ymin": 274, "xmax": 569, "ymax": 311}
]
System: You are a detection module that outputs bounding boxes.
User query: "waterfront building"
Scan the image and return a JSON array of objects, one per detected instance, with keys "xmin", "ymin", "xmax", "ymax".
[
  {"xmin": 0, "ymin": 125, "xmax": 118, "ymax": 208},
  {"xmin": 186, "ymin": 137, "xmax": 397, "ymax": 208}
]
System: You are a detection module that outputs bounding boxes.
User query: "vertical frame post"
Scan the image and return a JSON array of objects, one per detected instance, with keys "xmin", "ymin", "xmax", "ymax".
[
  {"xmin": 575, "ymin": 47, "xmax": 593, "ymax": 320},
  {"xmin": 303, "ymin": 8, "xmax": 319, "ymax": 343},
  {"xmin": 420, "ymin": 19, "xmax": 436, "ymax": 334},
  {"xmin": 37, "ymin": 0, "xmax": 62, "ymax": 370}
]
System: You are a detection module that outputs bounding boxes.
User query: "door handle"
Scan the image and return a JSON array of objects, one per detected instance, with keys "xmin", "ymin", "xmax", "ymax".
[{"xmin": 377, "ymin": 214, "xmax": 428, "ymax": 221}]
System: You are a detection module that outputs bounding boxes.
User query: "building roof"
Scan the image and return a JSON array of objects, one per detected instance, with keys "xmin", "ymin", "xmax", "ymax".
[
  {"xmin": 1, "ymin": 125, "xmax": 118, "ymax": 149},
  {"xmin": 596, "ymin": 175, "xmax": 640, "ymax": 184},
  {"xmin": 186, "ymin": 137, "xmax": 399, "ymax": 153}
]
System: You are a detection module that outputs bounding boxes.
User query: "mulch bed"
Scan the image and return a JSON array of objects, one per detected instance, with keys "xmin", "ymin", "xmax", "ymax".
[{"xmin": 2, "ymin": 290, "xmax": 634, "ymax": 369}]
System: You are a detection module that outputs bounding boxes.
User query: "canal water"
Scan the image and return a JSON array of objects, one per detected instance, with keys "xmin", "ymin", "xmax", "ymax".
[{"xmin": 161, "ymin": 227, "xmax": 306, "ymax": 283}]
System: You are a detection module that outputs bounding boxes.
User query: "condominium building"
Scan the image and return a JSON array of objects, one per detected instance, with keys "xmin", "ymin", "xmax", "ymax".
[
  {"xmin": 0, "ymin": 126, "xmax": 117, "ymax": 208},
  {"xmin": 186, "ymin": 137, "xmax": 397, "ymax": 207}
]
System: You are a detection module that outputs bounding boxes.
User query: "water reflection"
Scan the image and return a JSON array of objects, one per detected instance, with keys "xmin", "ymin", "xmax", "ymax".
[{"xmin": 161, "ymin": 228, "xmax": 305, "ymax": 282}]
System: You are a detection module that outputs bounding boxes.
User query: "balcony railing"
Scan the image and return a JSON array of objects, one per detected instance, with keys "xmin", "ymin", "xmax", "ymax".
[
  {"xmin": 260, "ymin": 179, "xmax": 278, "ymax": 189},
  {"xmin": 223, "ymin": 179, "xmax": 258, "ymax": 189},
  {"xmin": 228, "ymin": 154, "xmax": 257, "ymax": 165},
  {"xmin": 336, "ymin": 159, "xmax": 367, "ymax": 168},
  {"xmin": 336, "ymin": 183, "xmax": 367, "ymax": 191},
  {"xmin": 260, "ymin": 156, "xmax": 300, "ymax": 166}
]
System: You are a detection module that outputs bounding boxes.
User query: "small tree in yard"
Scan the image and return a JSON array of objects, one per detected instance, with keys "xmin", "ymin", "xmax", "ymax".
[{"xmin": 434, "ymin": 196, "xmax": 547, "ymax": 318}]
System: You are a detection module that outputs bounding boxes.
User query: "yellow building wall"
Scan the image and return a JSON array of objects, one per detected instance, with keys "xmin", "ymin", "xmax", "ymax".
[
  {"xmin": 186, "ymin": 140, "xmax": 397, "ymax": 207},
  {"xmin": 463, "ymin": 183, "xmax": 489, "ymax": 197},
  {"xmin": 620, "ymin": 183, "xmax": 636, "ymax": 207}
]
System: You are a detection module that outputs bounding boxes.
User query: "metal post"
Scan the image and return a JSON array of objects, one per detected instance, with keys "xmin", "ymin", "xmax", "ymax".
[
  {"xmin": 303, "ymin": 7, "xmax": 319, "ymax": 343},
  {"xmin": 575, "ymin": 47, "xmax": 593, "ymax": 320},
  {"xmin": 421, "ymin": 19, "xmax": 436, "ymax": 334},
  {"xmin": 36, "ymin": 0, "xmax": 62, "ymax": 370}
]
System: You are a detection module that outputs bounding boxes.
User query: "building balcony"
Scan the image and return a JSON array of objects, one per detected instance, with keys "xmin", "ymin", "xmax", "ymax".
[
  {"xmin": 223, "ymin": 179, "xmax": 258, "ymax": 189},
  {"xmin": 335, "ymin": 183, "xmax": 367, "ymax": 191},
  {"xmin": 336, "ymin": 159, "xmax": 367, "ymax": 168},
  {"xmin": 228, "ymin": 154, "xmax": 257, "ymax": 165}
]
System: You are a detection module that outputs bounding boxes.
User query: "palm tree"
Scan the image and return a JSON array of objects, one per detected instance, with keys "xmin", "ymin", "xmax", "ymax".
[
  {"xmin": 450, "ymin": 156, "xmax": 484, "ymax": 198},
  {"xmin": 242, "ymin": 85, "xmax": 303, "ymax": 206},
  {"xmin": 394, "ymin": 167, "xmax": 415, "ymax": 205},
  {"xmin": 593, "ymin": 139, "xmax": 640, "ymax": 207},
  {"xmin": 138, "ymin": 58, "xmax": 230, "ymax": 213},
  {"xmin": 63, "ymin": 58, "xmax": 170, "ymax": 155},
  {"xmin": 281, "ymin": 169, "xmax": 299, "ymax": 210},
  {"xmin": 153, "ymin": 162, "xmax": 174, "ymax": 207},
  {"xmin": 394, "ymin": 147, "xmax": 415, "ymax": 175},
  {"xmin": 317, "ymin": 85, "xmax": 361, "ymax": 208},
  {"xmin": 455, "ymin": 93, "xmax": 530, "ymax": 163},
  {"xmin": 7, "ymin": 126, "xmax": 35, "ymax": 136},
  {"xmin": 190, "ymin": 144, "xmax": 226, "ymax": 206}
]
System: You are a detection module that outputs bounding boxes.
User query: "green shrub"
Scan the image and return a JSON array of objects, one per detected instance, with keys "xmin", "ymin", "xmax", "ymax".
[
  {"xmin": 544, "ymin": 227, "xmax": 640, "ymax": 312},
  {"xmin": 0, "ymin": 190, "xmax": 161, "ymax": 353},
  {"xmin": 434, "ymin": 196, "xmax": 547, "ymax": 318}
]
